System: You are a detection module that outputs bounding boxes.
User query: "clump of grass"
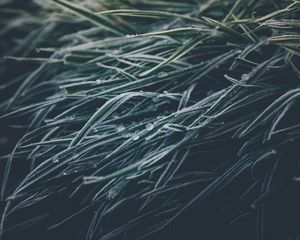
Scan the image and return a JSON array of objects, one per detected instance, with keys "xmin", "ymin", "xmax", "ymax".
[{"xmin": 1, "ymin": 0, "xmax": 300, "ymax": 239}]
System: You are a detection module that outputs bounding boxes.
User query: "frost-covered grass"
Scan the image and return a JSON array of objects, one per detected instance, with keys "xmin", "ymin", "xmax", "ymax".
[{"xmin": 1, "ymin": 0, "xmax": 300, "ymax": 239}]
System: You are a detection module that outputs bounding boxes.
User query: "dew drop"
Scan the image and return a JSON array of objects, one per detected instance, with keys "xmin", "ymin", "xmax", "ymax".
[
  {"xmin": 158, "ymin": 72, "xmax": 168, "ymax": 78},
  {"xmin": 145, "ymin": 136, "xmax": 152, "ymax": 141},
  {"xmin": 132, "ymin": 132, "xmax": 140, "ymax": 141},
  {"xmin": 95, "ymin": 79, "xmax": 102, "ymax": 85},
  {"xmin": 252, "ymin": 66, "xmax": 259, "ymax": 71},
  {"xmin": 52, "ymin": 156, "xmax": 59, "ymax": 163},
  {"xmin": 123, "ymin": 133, "xmax": 132, "ymax": 138},
  {"xmin": 116, "ymin": 125, "xmax": 125, "ymax": 132},
  {"xmin": 145, "ymin": 123, "xmax": 154, "ymax": 131},
  {"xmin": 107, "ymin": 190, "xmax": 118, "ymax": 200},
  {"xmin": 241, "ymin": 74, "xmax": 249, "ymax": 81}
]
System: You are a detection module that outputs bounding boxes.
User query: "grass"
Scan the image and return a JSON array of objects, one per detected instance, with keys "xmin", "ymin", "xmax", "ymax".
[{"xmin": 1, "ymin": 0, "xmax": 300, "ymax": 239}]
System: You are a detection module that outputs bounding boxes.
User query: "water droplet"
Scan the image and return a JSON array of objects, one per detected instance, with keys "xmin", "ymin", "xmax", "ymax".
[
  {"xmin": 252, "ymin": 66, "xmax": 259, "ymax": 71},
  {"xmin": 145, "ymin": 136, "xmax": 152, "ymax": 141},
  {"xmin": 132, "ymin": 132, "xmax": 140, "ymax": 141},
  {"xmin": 241, "ymin": 74, "xmax": 249, "ymax": 81},
  {"xmin": 52, "ymin": 156, "xmax": 59, "ymax": 163},
  {"xmin": 158, "ymin": 72, "xmax": 168, "ymax": 78},
  {"xmin": 62, "ymin": 172, "xmax": 67, "ymax": 176},
  {"xmin": 116, "ymin": 125, "xmax": 125, "ymax": 132},
  {"xmin": 107, "ymin": 181, "xmax": 128, "ymax": 199},
  {"xmin": 107, "ymin": 190, "xmax": 118, "ymax": 200},
  {"xmin": 145, "ymin": 123, "xmax": 154, "ymax": 131},
  {"xmin": 123, "ymin": 133, "xmax": 132, "ymax": 138},
  {"xmin": 95, "ymin": 79, "xmax": 102, "ymax": 85}
]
